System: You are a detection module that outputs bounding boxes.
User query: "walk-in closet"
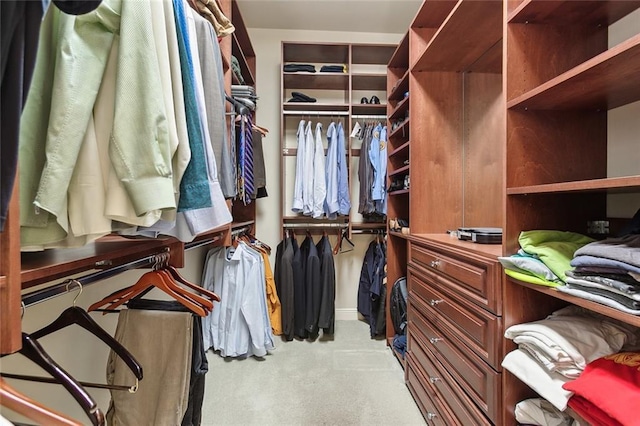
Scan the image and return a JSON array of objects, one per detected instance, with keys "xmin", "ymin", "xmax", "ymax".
[{"xmin": 2, "ymin": 1, "xmax": 640, "ymax": 425}]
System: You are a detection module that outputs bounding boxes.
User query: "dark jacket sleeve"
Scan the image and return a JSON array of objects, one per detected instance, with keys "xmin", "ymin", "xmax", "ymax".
[{"xmin": 317, "ymin": 238, "xmax": 336, "ymax": 334}]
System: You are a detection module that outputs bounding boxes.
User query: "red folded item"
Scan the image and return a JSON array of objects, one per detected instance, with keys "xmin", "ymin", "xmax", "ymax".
[
  {"xmin": 563, "ymin": 352, "xmax": 640, "ymax": 426},
  {"xmin": 567, "ymin": 395, "xmax": 622, "ymax": 426}
]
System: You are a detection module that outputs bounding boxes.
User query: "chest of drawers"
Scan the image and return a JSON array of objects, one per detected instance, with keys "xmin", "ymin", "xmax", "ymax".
[{"xmin": 405, "ymin": 236, "xmax": 503, "ymax": 424}]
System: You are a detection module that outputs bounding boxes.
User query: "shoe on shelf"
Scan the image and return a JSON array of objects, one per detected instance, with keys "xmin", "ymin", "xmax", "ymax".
[
  {"xmin": 370, "ymin": 95, "xmax": 380, "ymax": 104},
  {"xmin": 360, "ymin": 97, "xmax": 369, "ymax": 104}
]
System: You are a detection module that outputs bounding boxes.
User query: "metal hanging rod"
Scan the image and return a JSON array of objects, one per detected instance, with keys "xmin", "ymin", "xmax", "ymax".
[
  {"xmin": 351, "ymin": 115, "xmax": 387, "ymax": 119},
  {"xmin": 184, "ymin": 232, "xmax": 226, "ymax": 251},
  {"xmin": 282, "ymin": 222, "xmax": 348, "ymax": 229},
  {"xmin": 231, "ymin": 225, "xmax": 253, "ymax": 237},
  {"xmin": 21, "ymin": 249, "xmax": 169, "ymax": 308},
  {"xmin": 283, "ymin": 110, "xmax": 349, "ymax": 116},
  {"xmin": 351, "ymin": 229, "xmax": 387, "ymax": 234}
]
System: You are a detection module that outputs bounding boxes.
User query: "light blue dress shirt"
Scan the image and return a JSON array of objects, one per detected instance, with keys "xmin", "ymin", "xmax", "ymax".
[
  {"xmin": 324, "ymin": 122, "xmax": 340, "ymax": 219},
  {"xmin": 336, "ymin": 122, "xmax": 351, "ymax": 216},
  {"xmin": 292, "ymin": 120, "xmax": 306, "ymax": 213}
]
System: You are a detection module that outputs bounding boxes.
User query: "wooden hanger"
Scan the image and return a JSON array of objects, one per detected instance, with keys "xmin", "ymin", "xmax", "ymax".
[
  {"xmin": 0, "ymin": 378, "xmax": 83, "ymax": 426},
  {"xmin": 163, "ymin": 264, "xmax": 220, "ymax": 302},
  {"xmin": 29, "ymin": 281, "xmax": 143, "ymax": 380},
  {"xmin": 88, "ymin": 270, "xmax": 207, "ymax": 317}
]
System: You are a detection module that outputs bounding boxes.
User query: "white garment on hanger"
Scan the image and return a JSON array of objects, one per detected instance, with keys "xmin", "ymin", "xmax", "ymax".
[
  {"xmin": 291, "ymin": 119, "xmax": 306, "ymax": 213},
  {"xmin": 312, "ymin": 122, "xmax": 327, "ymax": 219}
]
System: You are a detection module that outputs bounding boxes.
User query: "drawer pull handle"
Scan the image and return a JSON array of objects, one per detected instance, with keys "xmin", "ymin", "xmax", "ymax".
[
  {"xmin": 429, "ymin": 299, "xmax": 443, "ymax": 307},
  {"xmin": 430, "ymin": 260, "xmax": 441, "ymax": 268},
  {"xmin": 427, "ymin": 412, "xmax": 438, "ymax": 420},
  {"xmin": 429, "ymin": 337, "xmax": 443, "ymax": 344},
  {"xmin": 429, "ymin": 377, "xmax": 441, "ymax": 384}
]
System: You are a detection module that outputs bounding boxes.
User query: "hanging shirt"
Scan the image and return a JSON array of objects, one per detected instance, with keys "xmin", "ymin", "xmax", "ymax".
[
  {"xmin": 201, "ymin": 244, "xmax": 274, "ymax": 357},
  {"xmin": 291, "ymin": 120, "xmax": 306, "ymax": 213},
  {"xmin": 302, "ymin": 121, "xmax": 314, "ymax": 216},
  {"xmin": 312, "ymin": 122, "xmax": 327, "ymax": 219},
  {"xmin": 324, "ymin": 122, "xmax": 340, "ymax": 219},
  {"xmin": 370, "ymin": 124, "xmax": 387, "ymax": 215},
  {"xmin": 336, "ymin": 122, "xmax": 351, "ymax": 216}
]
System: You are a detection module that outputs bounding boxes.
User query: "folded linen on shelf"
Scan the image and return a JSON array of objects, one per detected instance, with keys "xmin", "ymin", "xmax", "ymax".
[
  {"xmin": 563, "ymin": 352, "xmax": 640, "ymax": 426},
  {"xmin": 515, "ymin": 398, "xmax": 577, "ymax": 426},
  {"xmin": 574, "ymin": 234, "xmax": 640, "ymax": 268},
  {"xmin": 566, "ymin": 270, "xmax": 640, "ymax": 295},
  {"xmin": 557, "ymin": 286, "xmax": 640, "ymax": 315},
  {"xmin": 504, "ymin": 306, "xmax": 640, "ymax": 376},
  {"xmin": 502, "ymin": 349, "xmax": 573, "ymax": 411}
]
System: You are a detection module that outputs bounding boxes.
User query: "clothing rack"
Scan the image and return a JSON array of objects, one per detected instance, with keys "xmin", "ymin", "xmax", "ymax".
[
  {"xmin": 282, "ymin": 223, "xmax": 348, "ymax": 229},
  {"xmin": 351, "ymin": 115, "xmax": 387, "ymax": 119},
  {"xmin": 351, "ymin": 228, "xmax": 386, "ymax": 234},
  {"xmin": 184, "ymin": 231, "xmax": 226, "ymax": 251},
  {"xmin": 21, "ymin": 249, "xmax": 171, "ymax": 308},
  {"xmin": 282, "ymin": 110, "xmax": 349, "ymax": 116}
]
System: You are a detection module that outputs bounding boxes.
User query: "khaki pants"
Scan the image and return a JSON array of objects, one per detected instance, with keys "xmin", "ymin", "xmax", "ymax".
[{"xmin": 106, "ymin": 309, "xmax": 193, "ymax": 426}]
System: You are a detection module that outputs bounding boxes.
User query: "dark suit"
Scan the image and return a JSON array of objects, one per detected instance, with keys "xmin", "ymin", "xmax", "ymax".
[
  {"xmin": 291, "ymin": 237, "xmax": 307, "ymax": 339},
  {"xmin": 302, "ymin": 235, "xmax": 322, "ymax": 338},
  {"xmin": 358, "ymin": 240, "xmax": 386, "ymax": 337},
  {"xmin": 316, "ymin": 235, "xmax": 336, "ymax": 335},
  {"xmin": 275, "ymin": 238, "xmax": 295, "ymax": 341}
]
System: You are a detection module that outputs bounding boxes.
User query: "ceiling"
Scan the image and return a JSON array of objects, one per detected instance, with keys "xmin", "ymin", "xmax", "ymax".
[{"xmin": 235, "ymin": 0, "xmax": 422, "ymax": 34}]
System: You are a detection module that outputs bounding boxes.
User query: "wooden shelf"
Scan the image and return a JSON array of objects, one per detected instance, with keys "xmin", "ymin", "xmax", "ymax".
[
  {"xmin": 352, "ymin": 73, "xmax": 387, "ymax": 91},
  {"xmin": 507, "ymin": 34, "xmax": 640, "ymax": 110},
  {"xmin": 351, "ymin": 222, "xmax": 386, "ymax": 231},
  {"xmin": 412, "ymin": 0, "xmax": 457, "ymax": 28},
  {"xmin": 20, "ymin": 236, "xmax": 184, "ymax": 290},
  {"xmin": 389, "ymin": 165, "xmax": 410, "ymax": 178},
  {"xmin": 389, "ymin": 141, "xmax": 410, "ymax": 158},
  {"xmin": 412, "ymin": 0, "xmax": 503, "ymax": 72},
  {"xmin": 507, "ymin": 175, "xmax": 640, "ymax": 195},
  {"xmin": 389, "ymin": 96, "xmax": 410, "ymax": 120},
  {"xmin": 508, "ymin": 0, "xmax": 640, "ymax": 25},
  {"xmin": 508, "ymin": 278, "xmax": 640, "ymax": 328},
  {"xmin": 389, "ymin": 231, "xmax": 410, "ymax": 240},
  {"xmin": 282, "ymin": 103, "xmax": 349, "ymax": 113},
  {"xmin": 388, "ymin": 32, "xmax": 409, "ymax": 69},
  {"xmin": 388, "ymin": 119, "xmax": 410, "ymax": 139},
  {"xmin": 283, "ymin": 72, "xmax": 349, "ymax": 90},
  {"xmin": 388, "ymin": 70, "xmax": 410, "ymax": 101},
  {"xmin": 389, "ymin": 189, "xmax": 410, "ymax": 196},
  {"xmin": 352, "ymin": 103, "xmax": 387, "ymax": 116},
  {"xmin": 352, "ymin": 43, "xmax": 396, "ymax": 65},
  {"xmin": 283, "ymin": 42, "xmax": 349, "ymax": 64},
  {"xmin": 232, "ymin": 33, "xmax": 255, "ymax": 86}
]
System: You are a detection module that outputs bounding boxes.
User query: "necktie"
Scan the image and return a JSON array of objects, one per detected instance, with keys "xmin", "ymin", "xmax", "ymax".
[{"xmin": 244, "ymin": 114, "xmax": 255, "ymax": 204}]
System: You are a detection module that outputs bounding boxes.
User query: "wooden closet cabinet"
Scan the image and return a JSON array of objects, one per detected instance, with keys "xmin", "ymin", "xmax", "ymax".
[
  {"xmin": 392, "ymin": 0, "xmax": 505, "ymax": 424},
  {"xmin": 279, "ymin": 42, "xmax": 395, "ymax": 232},
  {"xmin": 392, "ymin": 0, "xmax": 640, "ymax": 424},
  {"xmin": 503, "ymin": 1, "xmax": 640, "ymax": 423}
]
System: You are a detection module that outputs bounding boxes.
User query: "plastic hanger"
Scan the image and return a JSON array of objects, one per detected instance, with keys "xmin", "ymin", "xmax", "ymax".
[
  {"xmin": 29, "ymin": 281, "xmax": 143, "ymax": 381},
  {"xmin": 2, "ymin": 333, "xmax": 105, "ymax": 425},
  {"xmin": 0, "ymin": 378, "xmax": 83, "ymax": 426}
]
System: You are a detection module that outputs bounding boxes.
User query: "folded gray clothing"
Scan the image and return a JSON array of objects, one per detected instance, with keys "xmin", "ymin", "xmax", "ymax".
[
  {"xmin": 566, "ymin": 270, "xmax": 640, "ymax": 294},
  {"xmin": 284, "ymin": 63, "xmax": 316, "ymax": 73},
  {"xmin": 288, "ymin": 91, "xmax": 316, "ymax": 103},
  {"xmin": 562, "ymin": 282, "xmax": 640, "ymax": 311},
  {"xmin": 574, "ymin": 234, "xmax": 640, "ymax": 267},
  {"xmin": 571, "ymin": 255, "xmax": 640, "ymax": 274},
  {"xmin": 566, "ymin": 277, "xmax": 640, "ymax": 305}
]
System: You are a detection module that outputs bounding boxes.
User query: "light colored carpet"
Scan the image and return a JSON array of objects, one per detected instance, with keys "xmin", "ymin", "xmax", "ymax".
[{"xmin": 201, "ymin": 320, "xmax": 425, "ymax": 425}]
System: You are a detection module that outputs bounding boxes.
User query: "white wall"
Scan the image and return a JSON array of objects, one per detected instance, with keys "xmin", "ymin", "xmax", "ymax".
[{"xmin": 607, "ymin": 9, "xmax": 640, "ymax": 218}]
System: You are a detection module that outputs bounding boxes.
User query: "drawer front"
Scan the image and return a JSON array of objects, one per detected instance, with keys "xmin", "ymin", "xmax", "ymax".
[
  {"xmin": 410, "ymin": 242, "xmax": 501, "ymax": 314},
  {"xmin": 408, "ymin": 301, "xmax": 502, "ymax": 423},
  {"xmin": 406, "ymin": 354, "xmax": 449, "ymax": 426},
  {"xmin": 409, "ymin": 265, "xmax": 502, "ymax": 369},
  {"xmin": 409, "ymin": 330, "xmax": 492, "ymax": 426}
]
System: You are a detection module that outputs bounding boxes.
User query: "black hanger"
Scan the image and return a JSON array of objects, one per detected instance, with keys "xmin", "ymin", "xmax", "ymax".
[
  {"xmin": 225, "ymin": 94, "xmax": 248, "ymax": 116},
  {"xmin": 29, "ymin": 281, "xmax": 143, "ymax": 380},
  {"xmin": 12, "ymin": 333, "xmax": 104, "ymax": 426}
]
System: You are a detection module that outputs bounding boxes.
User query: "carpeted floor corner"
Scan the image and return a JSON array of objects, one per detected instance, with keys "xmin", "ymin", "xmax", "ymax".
[{"xmin": 201, "ymin": 320, "xmax": 425, "ymax": 425}]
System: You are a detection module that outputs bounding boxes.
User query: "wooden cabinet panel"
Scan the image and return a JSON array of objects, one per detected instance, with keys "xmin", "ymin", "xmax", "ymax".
[
  {"xmin": 408, "ymin": 302, "xmax": 502, "ymax": 423},
  {"xmin": 406, "ymin": 355, "xmax": 449, "ymax": 425},
  {"xmin": 409, "ymin": 329, "xmax": 492, "ymax": 426},
  {"xmin": 410, "ymin": 241, "xmax": 500, "ymax": 314},
  {"xmin": 409, "ymin": 264, "xmax": 502, "ymax": 369}
]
